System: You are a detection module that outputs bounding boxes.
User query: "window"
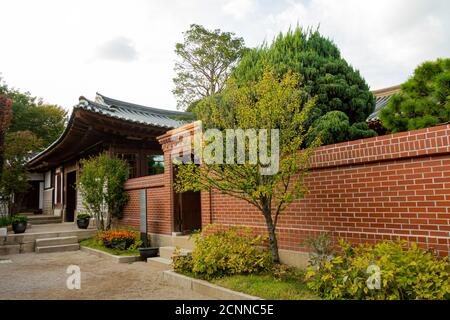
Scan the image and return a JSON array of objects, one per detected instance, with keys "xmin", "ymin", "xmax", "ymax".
[
  {"xmin": 147, "ymin": 154, "xmax": 164, "ymax": 175},
  {"xmin": 117, "ymin": 153, "xmax": 137, "ymax": 178},
  {"xmin": 55, "ymin": 172, "xmax": 62, "ymax": 204},
  {"xmin": 44, "ymin": 171, "xmax": 52, "ymax": 189}
]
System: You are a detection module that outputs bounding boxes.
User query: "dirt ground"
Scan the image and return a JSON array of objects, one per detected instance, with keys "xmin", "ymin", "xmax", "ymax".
[{"xmin": 0, "ymin": 251, "xmax": 210, "ymax": 300}]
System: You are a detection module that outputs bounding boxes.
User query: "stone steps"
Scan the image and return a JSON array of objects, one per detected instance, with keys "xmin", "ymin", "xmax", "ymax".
[
  {"xmin": 27, "ymin": 216, "xmax": 62, "ymax": 225},
  {"xmin": 35, "ymin": 243, "xmax": 80, "ymax": 253},
  {"xmin": 159, "ymin": 246, "xmax": 192, "ymax": 260},
  {"xmin": 35, "ymin": 235, "xmax": 79, "ymax": 254},
  {"xmin": 146, "ymin": 257, "xmax": 172, "ymax": 271},
  {"xmin": 5, "ymin": 228, "xmax": 96, "ymax": 245},
  {"xmin": 172, "ymin": 236, "xmax": 195, "ymax": 250},
  {"xmin": 35, "ymin": 236, "xmax": 78, "ymax": 247},
  {"xmin": 147, "ymin": 246, "xmax": 192, "ymax": 270}
]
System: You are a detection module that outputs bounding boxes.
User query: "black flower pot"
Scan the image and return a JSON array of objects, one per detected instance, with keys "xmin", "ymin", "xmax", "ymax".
[
  {"xmin": 139, "ymin": 247, "xmax": 159, "ymax": 261},
  {"xmin": 76, "ymin": 218, "xmax": 90, "ymax": 229},
  {"xmin": 12, "ymin": 221, "xmax": 27, "ymax": 234}
]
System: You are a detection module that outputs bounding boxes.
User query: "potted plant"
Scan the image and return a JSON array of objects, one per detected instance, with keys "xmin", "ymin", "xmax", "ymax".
[
  {"xmin": 0, "ymin": 216, "xmax": 11, "ymax": 237},
  {"xmin": 138, "ymin": 234, "xmax": 158, "ymax": 261},
  {"xmin": 76, "ymin": 212, "xmax": 91, "ymax": 229},
  {"xmin": 11, "ymin": 215, "xmax": 28, "ymax": 234}
]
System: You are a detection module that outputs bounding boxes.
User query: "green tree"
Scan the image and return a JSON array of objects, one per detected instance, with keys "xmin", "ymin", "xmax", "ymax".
[
  {"xmin": 174, "ymin": 67, "xmax": 320, "ymax": 263},
  {"xmin": 0, "ymin": 77, "xmax": 67, "ymax": 149},
  {"xmin": 0, "ymin": 131, "xmax": 43, "ymax": 214},
  {"xmin": 380, "ymin": 58, "xmax": 450, "ymax": 133},
  {"xmin": 230, "ymin": 27, "xmax": 376, "ymax": 145},
  {"xmin": 0, "ymin": 95, "xmax": 13, "ymax": 183},
  {"xmin": 173, "ymin": 24, "xmax": 247, "ymax": 110},
  {"xmin": 78, "ymin": 153, "xmax": 129, "ymax": 231}
]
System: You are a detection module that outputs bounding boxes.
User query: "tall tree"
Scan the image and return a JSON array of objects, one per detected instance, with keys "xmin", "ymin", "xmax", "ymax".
[
  {"xmin": 380, "ymin": 58, "xmax": 450, "ymax": 133},
  {"xmin": 0, "ymin": 131, "xmax": 42, "ymax": 214},
  {"xmin": 0, "ymin": 77, "xmax": 67, "ymax": 149},
  {"xmin": 231, "ymin": 27, "xmax": 376, "ymax": 145},
  {"xmin": 0, "ymin": 95, "xmax": 13, "ymax": 183},
  {"xmin": 174, "ymin": 67, "xmax": 320, "ymax": 263},
  {"xmin": 173, "ymin": 24, "xmax": 247, "ymax": 110},
  {"xmin": 78, "ymin": 153, "xmax": 129, "ymax": 231}
]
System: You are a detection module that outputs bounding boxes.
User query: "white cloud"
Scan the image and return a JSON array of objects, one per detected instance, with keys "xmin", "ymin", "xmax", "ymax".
[
  {"xmin": 222, "ymin": 0, "xmax": 256, "ymax": 19},
  {"xmin": 95, "ymin": 36, "xmax": 139, "ymax": 62},
  {"xmin": 267, "ymin": 0, "xmax": 450, "ymax": 89},
  {"xmin": 0, "ymin": 0, "xmax": 448, "ymax": 110}
]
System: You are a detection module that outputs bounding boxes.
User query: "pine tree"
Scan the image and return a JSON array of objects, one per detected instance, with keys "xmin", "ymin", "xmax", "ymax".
[
  {"xmin": 380, "ymin": 58, "xmax": 450, "ymax": 133},
  {"xmin": 230, "ymin": 27, "xmax": 376, "ymax": 145}
]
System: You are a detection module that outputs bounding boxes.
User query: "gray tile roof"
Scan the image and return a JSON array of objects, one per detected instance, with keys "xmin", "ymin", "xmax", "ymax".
[
  {"xmin": 27, "ymin": 93, "xmax": 193, "ymax": 166},
  {"xmin": 367, "ymin": 86, "xmax": 401, "ymax": 122},
  {"xmin": 367, "ymin": 95, "xmax": 393, "ymax": 121},
  {"xmin": 77, "ymin": 93, "xmax": 192, "ymax": 129}
]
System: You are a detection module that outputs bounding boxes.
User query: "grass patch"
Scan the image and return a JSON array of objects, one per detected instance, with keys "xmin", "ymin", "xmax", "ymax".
[
  {"xmin": 80, "ymin": 238, "xmax": 140, "ymax": 256},
  {"xmin": 212, "ymin": 269, "xmax": 318, "ymax": 300},
  {"xmin": 178, "ymin": 265, "xmax": 319, "ymax": 300}
]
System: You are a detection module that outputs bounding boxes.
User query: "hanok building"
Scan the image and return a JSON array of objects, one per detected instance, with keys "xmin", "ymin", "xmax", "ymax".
[
  {"xmin": 26, "ymin": 93, "xmax": 192, "ymax": 224},
  {"xmin": 25, "ymin": 86, "xmax": 450, "ymax": 264},
  {"xmin": 367, "ymin": 85, "xmax": 401, "ymax": 134}
]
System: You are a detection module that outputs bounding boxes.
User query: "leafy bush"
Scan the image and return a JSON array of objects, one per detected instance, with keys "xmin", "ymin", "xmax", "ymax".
[
  {"xmin": 306, "ymin": 111, "xmax": 376, "ymax": 146},
  {"xmin": 98, "ymin": 229, "xmax": 140, "ymax": 250},
  {"xmin": 78, "ymin": 153, "xmax": 129, "ymax": 231},
  {"xmin": 174, "ymin": 224, "xmax": 272, "ymax": 279},
  {"xmin": 380, "ymin": 58, "xmax": 450, "ymax": 133},
  {"xmin": 0, "ymin": 216, "xmax": 11, "ymax": 227},
  {"xmin": 11, "ymin": 215, "xmax": 28, "ymax": 224},
  {"xmin": 302, "ymin": 232, "xmax": 335, "ymax": 268},
  {"xmin": 76, "ymin": 212, "xmax": 91, "ymax": 219},
  {"xmin": 173, "ymin": 251, "xmax": 194, "ymax": 274},
  {"xmin": 305, "ymin": 240, "xmax": 450, "ymax": 300}
]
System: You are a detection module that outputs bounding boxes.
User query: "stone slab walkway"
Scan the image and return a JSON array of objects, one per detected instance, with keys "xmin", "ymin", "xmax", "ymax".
[{"xmin": 0, "ymin": 251, "xmax": 210, "ymax": 300}]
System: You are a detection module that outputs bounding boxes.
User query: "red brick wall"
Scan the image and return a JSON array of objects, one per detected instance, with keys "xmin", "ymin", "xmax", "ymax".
[
  {"xmin": 120, "ymin": 151, "xmax": 173, "ymax": 235},
  {"xmin": 121, "ymin": 123, "xmax": 450, "ymax": 256},
  {"xmin": 201, "ymin": 124, "xmax": 450, "ymax": 256}
]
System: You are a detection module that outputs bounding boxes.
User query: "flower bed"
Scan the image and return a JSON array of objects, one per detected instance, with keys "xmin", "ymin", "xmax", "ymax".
[
  {"xmin": 80, "ymin": 229, "xmax": 141, "ymax": 256},
  {"xmin": 99, "ymin": 229, "xmax": 138, "ymax": 250}
]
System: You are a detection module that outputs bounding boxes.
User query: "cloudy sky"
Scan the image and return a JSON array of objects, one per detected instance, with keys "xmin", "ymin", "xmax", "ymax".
[{"xmin": 1, "ymin": 0, "xmax": 449, "ymax": 111}]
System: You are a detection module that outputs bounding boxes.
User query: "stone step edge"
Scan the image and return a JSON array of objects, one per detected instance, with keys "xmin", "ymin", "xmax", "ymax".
[
  {"xmin": 35, "ymin": 243, "xmax": 80, "ymax": 253},
  {"xmin": 147, "ymin": 256, "xmax": 172, "ymax": 264},
  {"xmin": 35, "ymin": 236, "xmax": 78, "ymax": 243},
  {"xmin": 159, "ymin": 246, "xmax": 192, "ymax": 260},
  {"xmin": 79, "ymin": 246, "xmax": 140, "ymax": 264},
  {"xmin": 162, "ymin": 270, "xmax": 262, "ymax": 300}
]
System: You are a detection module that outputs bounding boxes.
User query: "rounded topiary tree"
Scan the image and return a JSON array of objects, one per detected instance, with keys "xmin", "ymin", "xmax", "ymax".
[
  {"xmin": 230, "ymin": 27, "xmax": 376, "ymax": 145},
  {"xmin": 78, "ymin": 153, "xmax": 129, "ymax": 231},
  {"xmin": 380, "ymin": 58, "xmax": 450, "ymax": 133}
]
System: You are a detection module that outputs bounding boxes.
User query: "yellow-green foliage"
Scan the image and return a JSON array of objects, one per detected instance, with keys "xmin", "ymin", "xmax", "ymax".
[
  {"xmin": 305, "ymin": 240, "xmax": 450, "ymax": 300},
  {"xmin": 174, "ymin": 224, "xmax": 272, "ymax": 279}
]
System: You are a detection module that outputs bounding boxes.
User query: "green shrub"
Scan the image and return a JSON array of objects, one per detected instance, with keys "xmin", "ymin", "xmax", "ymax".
[
  {"xmin": 302, "ymin": 232, "xmax": 335, "ymax": 268},
  {"xmin": 78, "ymin": 152, "xmax": 129, "ymax": 231},
  {"xmin": 76, "ymin": 212, "xmax": 91, "ymax": 219},
  {"xmin": 11, "ymin": 215, "xmax": 28, "ymax": 223},
  {"xmin": 305, "ymin": 240, "xmax": 450, "ymax": 300},
  {"xmin": 173, "ymin": 252, "xmax": 194, "ymax": 274},
  {"xmin": 0, "ymin": 216, "xmax": 11, "ymax": 227},
  {"xmin": 174, "ymin": 224, "xmax": 272, "ymax": 279}
]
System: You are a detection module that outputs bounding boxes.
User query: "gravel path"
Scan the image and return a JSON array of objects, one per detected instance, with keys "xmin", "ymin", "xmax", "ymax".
[{"xmin": 0, "ymin": 251, "xmax": 210, "ymax": 300}]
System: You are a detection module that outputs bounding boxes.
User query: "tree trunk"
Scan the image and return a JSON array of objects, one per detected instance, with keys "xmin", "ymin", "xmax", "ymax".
[{"xmin": 262, "ymin": 206, "xmax": 280, "ymax": 264}]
